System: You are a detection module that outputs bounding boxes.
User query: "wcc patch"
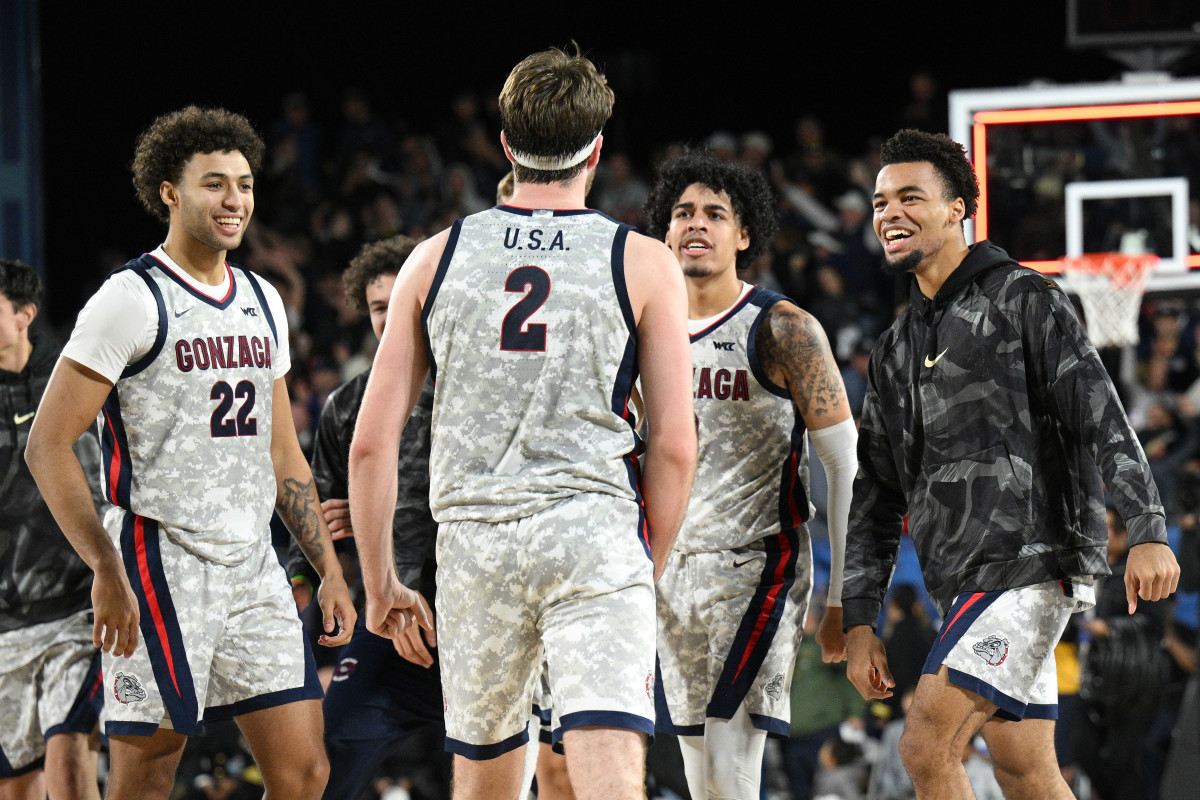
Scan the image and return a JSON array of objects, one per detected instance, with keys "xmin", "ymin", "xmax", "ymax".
[
  {"xmin": 113, "ymin": 672, "xmax": 147, "ymax": 704},
  {"xmin": 972, "ymin": 635, "xmax": 1011, "ymax": 666}
]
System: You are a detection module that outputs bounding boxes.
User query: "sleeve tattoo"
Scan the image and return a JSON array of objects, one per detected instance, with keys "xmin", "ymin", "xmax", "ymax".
[
  {"xmin": 756, "ymin": 304, "xmax": 847, "ymax": 420},
  {"xmin": 278, "ymin": 476, "xmax": 326, "ymax": 563}
]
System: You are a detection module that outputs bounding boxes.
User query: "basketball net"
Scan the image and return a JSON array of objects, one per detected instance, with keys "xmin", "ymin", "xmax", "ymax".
[{"xmin": 1059, "ymin": 252, "xmax": 1158, "ymax": 348}]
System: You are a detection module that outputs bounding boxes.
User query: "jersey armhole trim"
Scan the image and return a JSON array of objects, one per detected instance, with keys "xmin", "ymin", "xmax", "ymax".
[
  {"xmin": 746, "ymin": 295, "xmax": 790, "ymax": 399},
  {"xmin": 611, "ymin": 224, "xmax": 637, "ymax": 338},
  {"xmin": 239, "ymin": 267, "xmax": 279, "ymax": 346},
  {"xmin": 421, "ymin": 219, "xmax": 464, "ymax": 384},
  {"xmin": 120, "ymin": 264, "xmax": 168, "ymax": 380}
]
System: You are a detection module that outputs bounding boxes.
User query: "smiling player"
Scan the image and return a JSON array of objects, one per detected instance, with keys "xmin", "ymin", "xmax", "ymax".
[
  {"xmin": 26, "ymin": 106, "xmax": 355, "ymax": 800},
  {"xmin": 843, "ymin": 128, "xmax": 1179, "ymax": 800}
]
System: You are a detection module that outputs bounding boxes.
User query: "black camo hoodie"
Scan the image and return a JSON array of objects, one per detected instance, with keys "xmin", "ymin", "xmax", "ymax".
[{"xmin": 843, "ymin": 242, "xmax": 1167, "ymax": 626}]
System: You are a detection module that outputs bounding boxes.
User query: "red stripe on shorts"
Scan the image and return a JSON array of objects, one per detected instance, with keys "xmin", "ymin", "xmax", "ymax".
[
  {"xmin": 939, "ymin": 591, "xmax": 985, "ymax": 642},
  {"xmin": 134, "ymin": 516, "xmax": 181, "ymax": 694},
  {"xmin": 732, "ymin": 530, "xmax": 793, "ymax": 680}
]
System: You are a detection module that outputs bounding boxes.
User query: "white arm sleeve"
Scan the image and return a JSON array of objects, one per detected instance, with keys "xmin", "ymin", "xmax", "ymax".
[
  {"xmin": 60, "ymin": 272, "xmax": 158, "ymax": 385},
  {"xmin": 808, "ymin": 417, "xmax": 858, "ymax": 606}
]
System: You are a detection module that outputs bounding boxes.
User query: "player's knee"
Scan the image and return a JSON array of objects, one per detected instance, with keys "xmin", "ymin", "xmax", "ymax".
[
  {"xmin": 262, "ymin": 748, "xmax": 328, "ymax": 799},
  {"xmin": 898, "ymin": 722, "xmax": 943, "ymax": 780}
]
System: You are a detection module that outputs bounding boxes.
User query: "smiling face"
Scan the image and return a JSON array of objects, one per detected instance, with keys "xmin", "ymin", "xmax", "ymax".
[
  {"xmin": 872, "ymin": 161, "xmax": 965, "ymax": 276},
  {"xmin": 163, "ymin": 150, "xmax": 254, "ymax": 254},
  {"xmin": 665, "ymin": 183, "xmax": 750, "ymax": 281}
]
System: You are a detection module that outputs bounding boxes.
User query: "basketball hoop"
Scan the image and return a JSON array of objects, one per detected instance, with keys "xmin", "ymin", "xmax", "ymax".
[{"xmin": 1058, "ymin": 253, "xmax": 1158, "ymax": 348}]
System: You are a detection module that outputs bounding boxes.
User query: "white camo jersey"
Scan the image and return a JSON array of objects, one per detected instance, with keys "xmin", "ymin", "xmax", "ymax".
[
  {"xmin": 422, "ymin": 206, "xmax": 642, "ymax": 523},
  {"xmin": 62, "ymin": 252, "xmax": 286, "ymax": 565},
  {"xmin": 680, "ymin": 285, "xmax": 812, "ymax": 552}
]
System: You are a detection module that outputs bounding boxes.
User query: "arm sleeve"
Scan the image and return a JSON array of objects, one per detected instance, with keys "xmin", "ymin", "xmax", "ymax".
[
  {"xmin": 1023, "ymin": 281, "xmax": 1167, "ymax": 547},
  {"xmin": 60, "ymin": 272, "xmax": 158, "ymax": 384},
  {"xmin": 809, "ymin": 417, "xmax": 858, "ymax": 606},
  {"xmin": 841, "ymin": 361, "xmax": 908, "ymax": 630}
]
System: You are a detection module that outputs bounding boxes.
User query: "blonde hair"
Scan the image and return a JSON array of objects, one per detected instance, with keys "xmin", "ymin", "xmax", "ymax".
[{"xmin": 499, "ymin": 44, "xmax": 614, "ymax": 184}]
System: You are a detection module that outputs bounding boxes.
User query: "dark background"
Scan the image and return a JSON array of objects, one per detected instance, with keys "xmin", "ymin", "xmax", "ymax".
[{"xmin": 36, "ymin": 2, "xmax": 1200, "ymax": 326}]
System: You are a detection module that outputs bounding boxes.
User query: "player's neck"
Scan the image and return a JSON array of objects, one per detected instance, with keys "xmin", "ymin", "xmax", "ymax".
[
  {"xmin": 0, "ymin": 336, "xmax": 31, "ymax": 374},
  {"xmin": 686, "ymin": 267, "xmax": 744, "ymax": 319},
  {"xmin": 913, "ymin": 240, "xmax": 971, "ymax": 299},
  {"xmin": 162, "ymin": 230, "xmax": 228, "ymax": 285},
  {"xmin": 507, "ymin": 177, "xmax": 588, "ymax": 211}
]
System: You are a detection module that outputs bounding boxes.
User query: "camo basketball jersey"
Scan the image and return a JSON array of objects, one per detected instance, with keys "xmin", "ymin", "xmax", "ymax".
[
  {"xmin": 681, "ymin": 285, "xmax": 812, "ymax": 552},
  {"xmin": 99, "ymin": 255, "xmax": 279, "ymax": 564},
  {"xmin": 422, "ymin": 207, "xmax": 641, "ymax": 523}
]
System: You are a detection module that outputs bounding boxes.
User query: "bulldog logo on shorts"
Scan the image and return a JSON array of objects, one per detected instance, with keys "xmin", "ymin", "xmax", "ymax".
[
  {"xmin": 113, "ymin": 672, "xmax": 147, "ymax": 704},
  {"xmin": 972, "ymin": 635, "xmax": 1010, "ymax": 666},
  {"xmin": 331, "ymin": 657, "xmax": 359, "ymax": 683},
  {"xmin": 645, "ymin": 670, "xmax": 655, "ymax": 699},
  {"xmin": 765, "ymin": 672, "xmax": 784, "ymax": 700}
]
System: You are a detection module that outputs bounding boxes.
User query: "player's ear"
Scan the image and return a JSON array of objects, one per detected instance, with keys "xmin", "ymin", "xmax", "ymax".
[
  {"xmin": 500, "ymin": 131, "xmax": 515, "ymax": 164},
  {"xmin": 15, "ymin": 303, "xmax": 36, "ymax": 330},
  {"xmin": 948, "ymin": 197, "xmax": 966, "ymax": 225},
  {"xmin": 159, "ymin": 181, "xmax": 179, "ymax": 211},
  {"xmin": 737, "ymin": 224, "xmax": 750, "ymax": 252}
]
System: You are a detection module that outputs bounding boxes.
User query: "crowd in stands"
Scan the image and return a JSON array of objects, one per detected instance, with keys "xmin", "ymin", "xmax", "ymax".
[{"xmin": 62, "ymin": 77, "xmax": 1197, "ymax": 799}]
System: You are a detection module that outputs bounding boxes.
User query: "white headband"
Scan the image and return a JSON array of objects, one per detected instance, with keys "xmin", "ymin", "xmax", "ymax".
[{"xmin": 508, "ymin": 132, "xmax": 601, "ymax": 171}]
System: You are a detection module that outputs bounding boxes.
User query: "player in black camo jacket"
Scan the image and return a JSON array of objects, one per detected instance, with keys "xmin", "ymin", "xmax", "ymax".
[
  {"xmin": 0, "ymin": 259, "xmax": 106, "ymax": 797},
  {"xmin": 842, "ymin": 130, "xmax": 1180, "ymax": 800},
  {"xmin": 284, "ymin": 236, "xmax": 444, "ymax": 800}
]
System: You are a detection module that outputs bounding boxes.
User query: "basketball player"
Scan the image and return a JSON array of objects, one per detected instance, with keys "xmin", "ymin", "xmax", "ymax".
[
  {"xmin": 0, "ymin": 260, "xmax": 103, "ymax": 800},
  {"xmin": 285, "ymin": 235, "xmax": 446, "ymax": 800},
  {"xmin": 642, "ymin": 150, "xmax": 857, "ymax": 800},
  {"xmin": 843, "ymin": 129, "xmax": 1180, "ymax": 800},
  {"xmin": 349, "ymin": 46, "xmax": 697, "ymax": 800},
  {"xmin": 25, "ymin": 106, "xmax": 356, "ymax": 800}
]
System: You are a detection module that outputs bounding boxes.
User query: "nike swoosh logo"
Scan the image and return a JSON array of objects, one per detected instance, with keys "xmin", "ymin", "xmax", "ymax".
[
  {"xmin": 924, "ymin": 348, "xmax": 949, "ymax": 368},
  {"xmin": 14, "ymin": 411, "xmax": 35, "ymax": 424},
  {"xmin": 174, "ymin": 307, "xmax": 192, "ymax": 318},
  {"xmin": 733, "ymin": 557, "xmax": 757, "ymax": 568}
]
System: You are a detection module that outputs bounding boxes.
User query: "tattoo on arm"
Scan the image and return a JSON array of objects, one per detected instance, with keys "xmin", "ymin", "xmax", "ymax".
[
  {"xmin": 278, "ymin": 476, "xmax": 326, "ymax": 564},
  {"xmin": 756, "ymin": 303, "xmax": 848, "ymax": 422}
]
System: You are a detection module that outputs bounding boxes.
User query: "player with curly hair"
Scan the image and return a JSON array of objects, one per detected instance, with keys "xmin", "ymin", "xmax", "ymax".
[
  {"xmin": 643, "ymin": 149, "xmax": 857, "ymax": 800},
  {"xmin": 26, "ymin": 106, "xmax": 355, "ymax": 800},
  {"xmin": 844, "ymin": 128, "xmax": 1180, "ymax": 800}
]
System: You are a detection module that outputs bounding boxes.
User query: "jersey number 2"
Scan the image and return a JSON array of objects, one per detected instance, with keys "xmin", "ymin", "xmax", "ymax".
[
  {"xmin": 211, "ymin": 380, "xmax": 258, "ymax": 437},
  {"xmin": 501, "ymin": 266, "xmax": 550, "ymax": 351}
]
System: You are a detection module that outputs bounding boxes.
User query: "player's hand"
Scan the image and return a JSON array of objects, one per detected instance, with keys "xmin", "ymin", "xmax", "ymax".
[
  {"xmin": 366, "ymin": 577, "xmax": 434, "ymax": 644},
  {"xmin": 846, "ymin": 625, "xmax": 894, "ymax": 701},
  {"xmin": 1126, "ymin": 542, "xmax": 1181, "ymax": 613},
  {"xmin": 817, "ymin": 605, "xmax": 848, "ymax": 663},
  {"xmin": 392, "ymin": 592, "xmax": 437, "ymax": 668},
  {"xmin": 316, "ymin": 571, "xmax": 356, "ymax": 647},
  {"xmin": 321, "ymin": 497, "xmax": 354, "ymax": 541},
  {"xmin": 91, "ymin": 560, "xmax": 140, "ymax": 658}
]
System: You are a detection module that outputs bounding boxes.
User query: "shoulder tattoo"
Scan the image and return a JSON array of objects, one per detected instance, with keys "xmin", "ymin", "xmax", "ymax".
[{"xmin": 756, "ymin": 302, "xmax": 848, "ymax": 420}]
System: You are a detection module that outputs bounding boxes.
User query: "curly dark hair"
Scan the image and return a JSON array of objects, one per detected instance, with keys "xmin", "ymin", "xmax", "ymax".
[
  {"xmin": 131, "ymin": 106, "xmax": 265, "ymax": 223},
  {"xmin": 0, "ymin": 258, "xmax": 42, "ymax": 310},
  {"xmin": 342, "ymin": 235, "xmax": 420, "ymax": 313},
  {"xmin": 643, "ymin": 149, "xmax": 778, "ymax": 271},
  {"xmin": 880, "ymin": 129, "xmax": 979, "ymax": 220}
]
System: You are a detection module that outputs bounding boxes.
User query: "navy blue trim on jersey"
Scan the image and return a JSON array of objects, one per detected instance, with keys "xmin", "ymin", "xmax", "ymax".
[
  {"xmin": 776, "ymin": 418, "xmax": 810, "ymax": 528},
  {"xmin": 445, "ymin": 727, "xmax": 528, "ymax": 760},
  {"xmin": 610, "ymin": 224, "xmax": 637, "ymax": 337},
  {"xmin": 205, "ymin": 638, "xmax": 322, "ymax": 721},
  {"xmin": 119, "ymin": 514, "xmax": 201, "ymax": 736},
  {"xmin": 553, "ymin": 711, "xmax": 654, "ymax": 747},
  {"xmin": 749, "ymin": 712, "xmax": 790, "ymax": 738},
  {"xmin": 689, "ymin": 289, "xmax": 759, "ymax": 343},
  {"xmin": 421, "ymin": 219, "xmax": 463, "ymax": 385},
  {"xmin": 239, "ymin": 267, "xmax": 279, "ymax": 347},
  {"xmin": 707, "ymin": 529, "xmax": 800, "ymax": 721},
  {"xmin": 493, "ymin": 205, "xmax": 612, "ymax": 218},
  {"xmin": 0, "ymin": 749, "xmax": 41, "ymax": 778},
  {"xmin": 945, "ymin": 669, "xmax": 1049, "ymax": 722},
  {"xmin": 531, "ymin": 704, "xmax": 553, "ymax": 744},
  {"xmin": 100, "ymin": 387, "xmax": 133, "ymax": 508},
  {"xmin": 923, "ymin": 591, "xmax": 1003, "ymax": 674},
  {"xmin": 120, "ymin": 263, "xmax": 168, "ymax": 379},
  {"xmin": 746, "ymin": 290, "xmax": 790, "ymax": 399},
  {"xmin": 104, "ymin": 721, "xmax": 161, "ymax": 737},
  {"xmin": 45, "ymin": 649, "xmax": 103, "ymax": 739},
  {"xmin": 144, "ymin": 254, "xmax": 237, "ymax": 309}
]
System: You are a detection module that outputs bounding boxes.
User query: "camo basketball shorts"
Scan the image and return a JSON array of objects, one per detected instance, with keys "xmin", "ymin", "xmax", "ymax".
[
  {"xmin": 0, "ymin": 609, "xmax": 102, "ymax": 775},
  {"xmin": 656, "ymin": 527, "xmax": 813, "ymax": 737},
  {"xmin": 923, "ymin": 579, "xmax": 1094, "ymax": 720},
  {"xmin": 435, "ymin": 493, "xmax": 656, "ymax": 759},
  {"xmin": 102, "ymin": 514, "xmax": 320, "ymax": 737}
]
